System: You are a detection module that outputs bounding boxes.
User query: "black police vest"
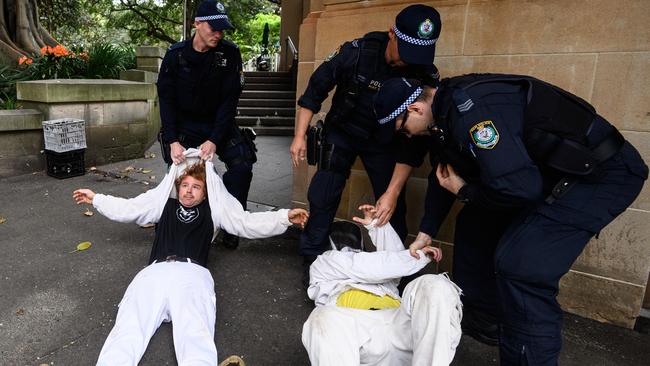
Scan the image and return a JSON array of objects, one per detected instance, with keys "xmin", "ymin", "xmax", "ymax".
[
  {"xmin": 436, "ymin": 74, "xmax": 617, "ymax": 175},
  {"xmin": 325, "ymin": 32, "xmax": 385, "ymax": 140}
]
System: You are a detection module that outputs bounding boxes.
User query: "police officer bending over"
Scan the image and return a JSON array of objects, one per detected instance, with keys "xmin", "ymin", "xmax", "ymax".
[
  {"xmin": 290, "ymin": 4, "xmax": 442, "ymax": 286},
  {"xmin": 373, "ymin": 76, "xmax": 648, "ymax": 365},
  {"xmin": 157, "ymin": 0, "xmax": 256, "ymax": 249}
]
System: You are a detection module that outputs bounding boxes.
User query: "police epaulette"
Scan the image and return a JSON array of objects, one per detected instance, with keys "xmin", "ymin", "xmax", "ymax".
[
  {"xmin": 452, "ymin": 89, "xmax": 474, "ymax": 114},
  {"xmin": 220, "ymin": 39, "xmax": 239, "ymax": 49},
  {"xmin": 168, "ymin": 41, "xmax": 185, "ymax": 51}
]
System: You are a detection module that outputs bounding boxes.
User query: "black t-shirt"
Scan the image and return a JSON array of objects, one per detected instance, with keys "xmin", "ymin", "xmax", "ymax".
[{"xmin": 148, "ymin": 198, "xmax": 214, "ymax": 267}]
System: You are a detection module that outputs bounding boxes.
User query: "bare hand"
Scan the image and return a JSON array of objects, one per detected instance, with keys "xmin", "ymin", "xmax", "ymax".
[
  {"xmin": 409, "ymin": 232, "xmax": 433, "ymax": 259},
  {"xmin": 436, "ymin": 164, "xmax": 466, "ymax": 195},
  {"xmin": 422, "ymin": 246, "xmax": 442, "ymax": 262},
  {"xmin": 352, "ymin": 204, "xmax": 376, "ymax": 226},
  {"xmin": 73, "ymin": 189, "xmax": 95, "ymax": 205},
  {"xmin": 375, "ymin": 191, "xmax": 398, "ymax": 226},
  {"xmin": 290, "ymin": 135, "xmax": 307, "ymax": 168},
  {"xmin": 288, "ymin": 208, "xmax": 309, "ymax": 228},
  {"xmin": 199, "ymin": 140, "xmax": 217, "ymax": 161},
  {"xmin": 170, "ymin": 142, "xmax": 186, "ymax": 165}
]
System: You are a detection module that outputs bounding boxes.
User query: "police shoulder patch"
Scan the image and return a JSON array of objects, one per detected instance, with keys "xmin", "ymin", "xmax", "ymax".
[
  {"xmin": 168, "ymin": 41, "xmax": 186, "ymax": 51},
  {"xmin": 469, "ymin": 120, "xmax": 499, "ymax": 149}
]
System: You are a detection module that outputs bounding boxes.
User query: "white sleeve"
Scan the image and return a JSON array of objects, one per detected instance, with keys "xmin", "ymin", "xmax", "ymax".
[
  {"xmin": 311, "ymin": 249, "xmax": 431, "ymax": 285},
  {"xmin": 91, "ymin": 164, "xmax": 176, "ymax": 225},
  {"xmin": 206, "ymin": 161, "xmax": 291, "ymax": 239},
  {"xmin": 365, "ymin": 221, "xmax": 406, "ymax": 252}
]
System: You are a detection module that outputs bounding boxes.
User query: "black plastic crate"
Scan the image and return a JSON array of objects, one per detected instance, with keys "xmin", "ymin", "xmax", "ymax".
[{"xmin": 45, "ymin": 149, "xmax": 85, "ymax": 179}]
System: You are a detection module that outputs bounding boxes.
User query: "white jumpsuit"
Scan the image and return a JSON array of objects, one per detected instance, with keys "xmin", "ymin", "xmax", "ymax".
[
  {"xmin": 92, "ymin": 149, "xmax": 293, "ymax": 366},
  {"xmin": 303, "ymin": 222, "xmax": 463, "ymax": 366}
]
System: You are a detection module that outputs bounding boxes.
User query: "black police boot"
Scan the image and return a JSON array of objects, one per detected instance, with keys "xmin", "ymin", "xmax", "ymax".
[
  {"xmin": 302, "ymin": 255, "xmax": 318, "ymax": 289},
  {"xmin": 220, "ymin": 231, "xmax": 239, "ymax": 250},
  {"xmin": 461, "ymin": 307, "xmax": 499, "ymax": 346}
]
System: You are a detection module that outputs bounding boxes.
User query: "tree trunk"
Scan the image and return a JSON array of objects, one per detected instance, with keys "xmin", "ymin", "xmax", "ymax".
[{"xmin": 0, "ymin": 0, "xmax": 57, "ymax": 66}]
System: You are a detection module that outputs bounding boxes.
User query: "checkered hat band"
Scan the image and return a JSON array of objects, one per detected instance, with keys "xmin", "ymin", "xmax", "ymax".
[
  {"xmin": 392, "ymin": 25, "xmax": 437, "ymax": 46},
  {"xmin": 196, "ymin": 14, "xmax": 229, "ymax": 21},
  {"xmin": 378, "ymin": 87, "xmax": 423, "ymax": 125}
]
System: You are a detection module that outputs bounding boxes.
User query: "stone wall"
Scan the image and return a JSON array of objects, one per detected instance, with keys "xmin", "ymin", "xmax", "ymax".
[
  {"xmin": 291, "ymin": 0, "xmax": 650, "ymax": 328},
  {"xmin": 15, "ymin": 79, "xmax": 159, "ymax": 168}
]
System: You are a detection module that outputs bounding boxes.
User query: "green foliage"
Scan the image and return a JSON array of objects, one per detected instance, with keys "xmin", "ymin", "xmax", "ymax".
[
  {"xmin": 0, "ymin": 64, "xmax": 29, "ymax": 110},
  {"xmin": 85, "ymin": 43, "xmax": 136, "ymax": 79},
  {"xmin": 1, "ymin": 43, "xmax": 136, "ymax": 109},
  {"xmin": 229, "ymin": 12, "xmax": 281, "ymax": 61}
]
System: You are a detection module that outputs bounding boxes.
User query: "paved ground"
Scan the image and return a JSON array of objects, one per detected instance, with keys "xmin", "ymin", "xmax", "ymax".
[{"xmin": 1, "ymin": 136, "xmax": 649, "ymax": 365}]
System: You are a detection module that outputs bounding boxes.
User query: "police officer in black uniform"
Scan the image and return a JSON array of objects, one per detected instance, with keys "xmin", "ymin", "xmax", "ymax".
[
  {"xmin": 290, "ymin": 4, "xmax": 442, "ymax": 284},
  {"xmin": 157, "ymin": 0, "xmax": 255, "ymax": 249},
  {"xmin": 373, "ymin": 76, "xmax": 648, "ymax": 365}
]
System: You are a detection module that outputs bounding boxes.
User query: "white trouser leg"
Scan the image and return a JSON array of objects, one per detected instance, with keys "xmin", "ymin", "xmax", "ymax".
[
  {"xmin": 97, "ymin": 265, "xmax": 170, "ymax": 366},
  {"xmin": 302, "ymin": 306, "xmax": 369, "ymax": 366},
  {"xmin": 395, "ymin": 274, "xmax": 463, "ymax": 366},
  {"xmin": 167, "ymin": 263, "xmax": 218, "ymax": 366}
]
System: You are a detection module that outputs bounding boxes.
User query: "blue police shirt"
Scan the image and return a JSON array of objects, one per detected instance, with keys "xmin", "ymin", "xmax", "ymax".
[
  {"xmin": 418, "ymin": 81, "xmax": 544, "ymax": 237},
  {"xmin": 157, "ymin": 38, "xmax": 243, "ymax": 146}
]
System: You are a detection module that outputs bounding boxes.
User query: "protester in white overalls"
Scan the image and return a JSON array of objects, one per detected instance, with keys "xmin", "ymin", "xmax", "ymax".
[
  {"xmin": 73, "ymin": 149, "xmax": 308, "ymax": 366},
  {"xmin": 303, "ymin": 205, "xmax": 463, "ymax": 366}
]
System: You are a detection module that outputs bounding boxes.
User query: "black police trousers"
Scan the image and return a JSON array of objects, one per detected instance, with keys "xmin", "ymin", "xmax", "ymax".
[
  {"xmin": 452, "ymin": 141, "xmax": 647, "ymax": 366},
  {"xmin": 177, "ymin": 126, "xmax": 254, "ymax": 210},
  {"xmin": 300, "ymin": 126, "xmax": 408, "ymax": 257}
]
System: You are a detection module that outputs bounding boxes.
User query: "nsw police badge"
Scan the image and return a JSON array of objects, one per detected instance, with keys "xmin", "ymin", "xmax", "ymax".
[
  {"xmin": 469, "ymin": 120, "xmax": 499, "ymax": 149},
  {"xmin": 418, "ymin": 19, "xmax": 434, "ymax": 39},
  {"xmin": 216, "ymin": 2, "xmax": 225, "ymax": 13}
]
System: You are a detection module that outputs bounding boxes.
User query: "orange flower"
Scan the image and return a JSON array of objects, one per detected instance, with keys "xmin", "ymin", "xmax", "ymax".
[
  {"xmin": 18, "ymin": 55, "xmax": 33, "ymax": 65},
  {"xmin": 51, "ymin": 45, "xmax": 70, "ymax": 57}
]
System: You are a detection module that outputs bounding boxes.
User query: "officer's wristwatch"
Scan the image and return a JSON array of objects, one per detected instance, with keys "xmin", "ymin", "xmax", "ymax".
[{"xmin": 456, "ymin": 184, "xmax": 471, "ymax": 203}]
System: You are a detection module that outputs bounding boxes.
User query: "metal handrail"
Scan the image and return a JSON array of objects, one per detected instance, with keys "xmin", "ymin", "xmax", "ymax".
[{"xmin": 286, "ymin": 36, "xmax": 298, "ymax": 61}]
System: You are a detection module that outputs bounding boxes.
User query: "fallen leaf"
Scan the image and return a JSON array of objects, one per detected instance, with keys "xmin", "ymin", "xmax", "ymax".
[
  {"xmin": 142, "ymin": 181, "xmax": 150, "ymax": 186},
  {"xmin": 70, "ymin": 241, "xmax": 92, "ymax": 253},
  {"xmin": 16, "ymin": 308, "xmax": 24, "ymax": 316},
  {"xmin": 150, "ymin": 176, "xmax": 156, "ymax": 180},
  {"xmin": 145, "ymin": 153, "xmax": 156, "ymax": 159},
  {"xmin": 84, "ymin": 208, "xmax": 94, "ymax": 217},
  {"xmin": 140, "ymin": 223, "xmax": 155, "ymax": 228},
  {"xmin": 0, "ymin": 217, "xmax": 6, "ymax": 224},
  {"xmin": 89, "ymin": 166, "xmax": 97, "ymax": 171},
  {"xmin": 142, "ymin": 169, "xmax": 152, "ymax": 174},
  {"xmin": 123, "ymin": 166, "xmax": 135, "ymax": 173}
]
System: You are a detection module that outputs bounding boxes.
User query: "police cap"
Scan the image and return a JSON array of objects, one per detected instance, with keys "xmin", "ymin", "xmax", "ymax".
[
  {"xmin": 375, "ymin": 77, "xmax": 424, "ymax": 127},
  {"xmin": 393, "ymin": 5, "xmax": 441, "ymax": 66},
  {"xmin": 195, "ymin": 0, "xmax": 234, "ymax": 31}
]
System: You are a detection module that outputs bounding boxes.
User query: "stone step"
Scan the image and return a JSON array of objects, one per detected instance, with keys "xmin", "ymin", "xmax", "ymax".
[
  {"xmin": 244, "ymin": 71, "xmax": 291, "ymax": 78},
  {"xmin": 241, "ymin": 90, "xmax": 295, "ymax": 99},
  {"xmin": 248, "ymin": 126, "xmax": 294, "ymax": 136},
  {"xmin": 245, "ymin": 83, "xmax": 293, "ymax": 91},
  {"xmin": 236, "ymin": 115, "xmax": 295, "ymax": 127},
  {"xmin": 237, "ymin": 106, "xmax": 295, "ymax": 117},
  {"xmin": 238, "ymin": 98, "xmax": 295, "ymax": 107},
  {"xmin": 245, "ymin": 76, "xmax": 292, "ymax": 84}
]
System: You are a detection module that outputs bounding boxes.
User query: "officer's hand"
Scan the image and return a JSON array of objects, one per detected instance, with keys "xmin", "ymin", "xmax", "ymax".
[
  {"xmin": 199, "ymin": 140, "xmax": 217, "ymax": 161},
  {"xmin": 409, "ymin": 232, "xmax": 432, "ymax": 259},
  {"xmin": 290, "ymin": 135, "xmax": 307, "ymax": 168},
  {"xmin": 288, "ymin": 208, "xmax": 309, "ymax": 228},
  {"xmin": 375, "ymin": 191, "xmax": 398, "ymax": 226},
  {"xmin": 352, "ymin": 204, "xmax": 376, "ymax": 226},
  {"xmin": 170, "ymin": 142, "xmax": 186, "ymax": 165},
  {"xmin": 436, "ymin": 164, "xmax": 466, "ymax": 195},
  {"xmin": 421, "ymin": 245, "xmax": 442, "ymax": 262},
  {"xmin": 73, "ymin": 189, "xmax": 95, "ymax": 205}
]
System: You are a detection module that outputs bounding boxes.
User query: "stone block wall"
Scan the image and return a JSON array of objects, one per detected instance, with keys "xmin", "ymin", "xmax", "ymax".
[
  {"xmin": 292, "ymin": 0, "xmax": 650, "ymax": 328},
  {"xmin": 0, "ymin": 110, "xmax": 44, "ymax": 177},
  {"xmin": 16, "ymin": 79, "xmax": 159, "ymax": 167}
]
